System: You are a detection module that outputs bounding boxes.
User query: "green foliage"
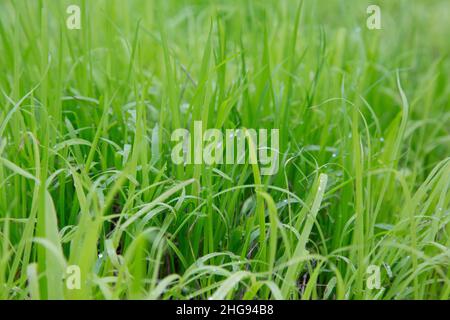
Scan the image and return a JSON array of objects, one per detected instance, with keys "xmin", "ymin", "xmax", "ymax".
[{"xmin": 0, "ymin": 0, "xmax": 449, "ymax": 300}]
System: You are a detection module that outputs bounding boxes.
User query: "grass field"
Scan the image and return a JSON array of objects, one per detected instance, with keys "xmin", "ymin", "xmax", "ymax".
[{"xmin": 0, "ymin": 0, "xmax": 449, "ymax": 300}]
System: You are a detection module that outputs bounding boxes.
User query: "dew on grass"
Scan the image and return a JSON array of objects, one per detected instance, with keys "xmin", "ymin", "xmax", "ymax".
[{"xmin": 180, "ymin": 102, "xmax": 190, "ymax": 114}]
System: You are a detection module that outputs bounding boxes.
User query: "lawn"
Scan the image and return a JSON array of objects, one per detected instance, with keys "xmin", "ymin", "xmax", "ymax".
[{"xmin": 0, "ymin": 0, "xmax": 449, "ymax": 300}]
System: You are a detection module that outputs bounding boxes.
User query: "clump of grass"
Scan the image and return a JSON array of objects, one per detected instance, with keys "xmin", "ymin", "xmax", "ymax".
[{"xmin": 0, "ymin": 0, "xmax": 449, "ymax": 300}]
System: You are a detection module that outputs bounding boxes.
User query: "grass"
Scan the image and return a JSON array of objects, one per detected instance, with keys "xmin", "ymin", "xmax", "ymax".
[{"xmin": 0, "ymin": 0, "xmax": 449, "ymax": 300}]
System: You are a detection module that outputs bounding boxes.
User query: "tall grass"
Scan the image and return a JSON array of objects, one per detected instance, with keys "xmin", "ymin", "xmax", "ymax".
[{"xmin": 0, "ymin": 0, "xmax": 449, "ymax": 300}]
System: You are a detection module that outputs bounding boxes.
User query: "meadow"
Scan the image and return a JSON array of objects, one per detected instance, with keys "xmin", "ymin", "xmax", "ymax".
[{"xmin": 0, "ymin": 0, "xmax": 449, "ymax": 300}]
